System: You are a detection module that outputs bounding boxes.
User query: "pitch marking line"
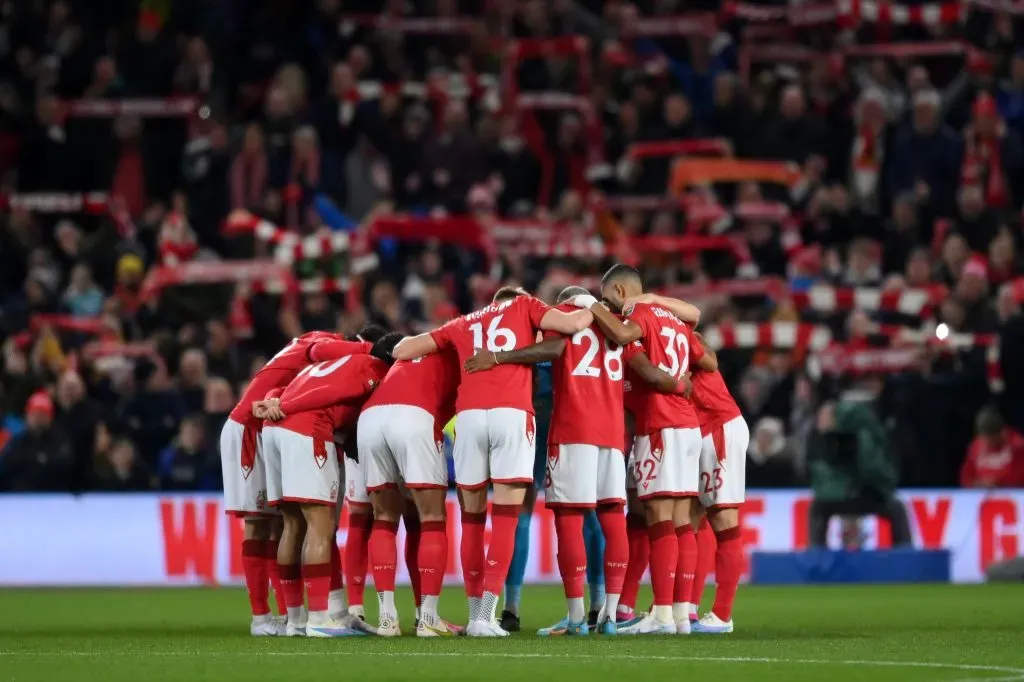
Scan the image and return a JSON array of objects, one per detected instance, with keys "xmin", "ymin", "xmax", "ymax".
[{"xmin": 0, "ymin": 651, "xmax": 1022, "ymax": 679}]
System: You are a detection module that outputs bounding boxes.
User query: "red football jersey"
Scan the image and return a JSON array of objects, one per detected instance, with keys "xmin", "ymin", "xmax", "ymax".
[
  {"xmin": 960, "ymin": 430, "xmax": 1024, "ymax": 487},
  {"xmin": 430, "ymin": 295, "xmax": 550, "ymax": 413},
  {"xmin": 229, "ymin": 332, "xmax": 370, "ymax": 424},
  {"xmin": 623, "ymin": 365, "xmax": 648, "ymax": 435},
  {"xmin": 547, "ymin": 304, "xmax": 635, "ymax": 450},
  {"xmin": 363, "ymin": 350, "xmax": 460, "ymax": 425},
  {"xmin": 276, "ymin": 354, "xmax": 389, "ymax": 441},
  {"xmin": 691, "ymin": 369, "xmax": 742, "ymax": 435},
  {"xmin": 625, "ymin": 302, "xmax": 704, "ymax": 432}
]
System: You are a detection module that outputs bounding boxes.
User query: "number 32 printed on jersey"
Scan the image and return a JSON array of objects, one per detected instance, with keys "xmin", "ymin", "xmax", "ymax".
[{"xmin": 658, "ymin": 327, "xmax": 690, "ymax": 378}]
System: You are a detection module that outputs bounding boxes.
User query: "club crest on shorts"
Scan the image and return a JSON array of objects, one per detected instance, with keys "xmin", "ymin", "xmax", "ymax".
[
  {"xmin": 650, "ymin": 432, "xmax": 665, "ymax": 463},
  {"xmin": 526, "ymin": 417, "xmax": 536, "ymax": 446},
  {"xmin": 256, "ymin": 489, "xmax": 267, "ymax": 510},
  {"xmin": 330, "ymin": 481, "xmax": 339, "ymax": 501},
  {"xmin": 313, "ymin": 439, "xmax": 328, "ymax": 469}
]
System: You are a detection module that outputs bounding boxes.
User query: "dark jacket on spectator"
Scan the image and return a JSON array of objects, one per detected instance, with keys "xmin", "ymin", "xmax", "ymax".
[
  {"xmin": 117, "ymin": 390, "xmax": 186, "ymax": 463},
  {"xmin": 0, "ymin": 426, "xmax": 75, "ymax": 491},
  {"xmin": 93, "ymin": 459, "xmax": 154, "ymax": 492},
  {"xmin": 420, "ymin": 131, "xmax": 485, "ymax": 212},
  {"xmin": 156, "ymin": 442, "xmax": 219, "ymax": 491},
  {"xmin": 54, "ymin": 399, "xmax": 104, "ymax": 493},
  {"xmin": 763, "ymin": 115, "xmax": 827, "ymax": 165},
  {"xmin": 887, "ymin": 124, "xmax": 962, "ymax": 216}
]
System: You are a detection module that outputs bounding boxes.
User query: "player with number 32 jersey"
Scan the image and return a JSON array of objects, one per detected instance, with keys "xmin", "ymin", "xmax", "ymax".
[{"xmin": 624, "ymin": 302, "xmax": 705, "ymax": 499}]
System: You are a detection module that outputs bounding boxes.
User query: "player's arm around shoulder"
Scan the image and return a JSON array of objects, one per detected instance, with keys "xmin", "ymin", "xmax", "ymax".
[
  {"xmin": 393, "ymin": 332, "xmax": 440, "ymax": 361},
  {"xmin": 591, "ymin": 299, "xmax": 644, "ymax": 346},
  {"xmin": 626, "ymin": 344, "xmax": 683, "ymax": 394},
  {"xmin": 538, "ymin": 300, "xmax": 593, "ymax": 335},
  {"xmin": 624, "ymin": 293, "xmax": 701, "ymax": 326},
  {"xmin": 464, "ymin": 337, "xmax": 567, "ymax": 373},
  {"xmin": 691, "ymin": 330, "xmax": 718, "ymax": 372}
]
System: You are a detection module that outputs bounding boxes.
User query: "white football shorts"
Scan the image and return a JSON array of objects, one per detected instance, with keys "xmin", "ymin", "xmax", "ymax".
[
  {"xmin": 220, "ymin": 418, "xmax": 277, "ymax": 516},
  {"xmin": 545, "ymin": 443, "xmax": 626, "ymax": 508},
  {"xmin": 631, "ymin": 426, "xmax": 702, "ymax": 500},
  {"xmin": 698, "ymin": 417, "xmax": 750, "ymax": 508},
  {"xmin": 453, "ymin": 408, "xmax": 536, "ymax": 489},
  {"xmin": 359, "ymin": 404, "xmax": 448, "ymax": 491}
]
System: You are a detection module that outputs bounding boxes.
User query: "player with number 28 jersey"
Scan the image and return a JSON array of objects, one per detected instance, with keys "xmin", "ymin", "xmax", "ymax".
[{"xmin": 545, "ymin": 301, "xmax": 633, "ymax": 507}]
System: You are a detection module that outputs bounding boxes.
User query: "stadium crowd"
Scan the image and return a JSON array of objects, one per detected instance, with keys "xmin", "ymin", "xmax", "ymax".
[{"xmin": 2, "ymin": 0, "xmax": 1024, "ymax": 495}]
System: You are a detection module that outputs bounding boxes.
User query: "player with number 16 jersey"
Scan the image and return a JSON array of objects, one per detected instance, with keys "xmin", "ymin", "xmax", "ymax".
[{"xmin": 392, "ymin": 287, "xmax": 593, "ymax": 637}]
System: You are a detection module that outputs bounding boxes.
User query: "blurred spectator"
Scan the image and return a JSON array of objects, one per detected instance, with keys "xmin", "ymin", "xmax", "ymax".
[
  {"xmin": 889, "ymin": 89, "xmax": 962, "ymax": 217},
  {"xmin": 53, "ymin": 371, "xmax": 104, "ymax": 493},
  {"xmin": 231, "ymin": 124, "xmax": 269, "ymax": 212},
  {"xmin": 746, "ymin": 417, "xmax": 799, "ymax": 487},
  {"xmin": 961, "ymin": 93, "xmax": 1023, "ymax": 211},
  {"xmin": 420, "ymin": 100, "xmax": 484, "ymax": 212},
  {"xmin": 61, "ymin": 264, "xmax": 104, "ymax": 317},
  {"xmin": 116, "ymin": 359, "xmax": 185, "ymax": 463},
  {"xmin": 156, "ymin": 414, "xmax": 218, "ymax": 491},
  {"xmin": 202, "ymin": 377, "xmax": 235, "ymax": 448},
  {"xmin": 93, "ymin": 437, "xmax": 153, "ymax": 491},
  {"xmin": 0, "ymin": 391, "xmax": 74, "ymax": 491},
  {"xmin": 763, "ymin": 85, "xmax": 826, "ymax": 164},
  {"xmin": 808, "ymin": 399, "xmax": 911, "ymax": 547},
  {"xmin": 848, "ymin": 88, "xmax": 891, "ymax": 218},
  {"xmin": 960, "ymin": 406, "xmax": 1024, "ymax": 488},
  {"xmin": 178, "ymin": 349, "xmax": 208, "ymax": 413}
]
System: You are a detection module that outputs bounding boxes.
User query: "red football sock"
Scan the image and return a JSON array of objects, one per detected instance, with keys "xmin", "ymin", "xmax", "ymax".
[
  {"xmin": 279, "ymin": 562, "xmax": 304, "ymax": 608},
  {"xmin": 597, "ymin": 504, "xmax": 628, "ymax": 596},
  {"xmin": 344, "ymin": 511, "xmax": 372, "ymax": 607},
  {"xmin": 647, "ymin": 521, "xmax": 678, "ymax": 608},
  {"xmin": 330, "ymin": 541, "xmax": 343, "ymax": 592},
  {"xmin": 265, "ymin": 540, "xmax": 286, "ymax": 616},
  {"xmin": 404, "ymin": 516, "xmax": 422, "ymax": 607},
  {"xmin": 241, "ymin": 539, "xmax": 270, "ymax": 616},
  {"xmin": 675, "ymin": 525, "xmax": 697, "ymax": 606},
  {"xmin": 712, "ymin": 526, "xmax": 743, "ymax": 622},
  {"xmin": 553, "ymin": 509, "xmax": 586, "ymax": 599},
  {"xmin": 482, "ymin": 504, "xmax": 520, "ymax": 595},
  {"xmin": 369, "ymin": 520, "xmax": 399, "ymax": 592},
  {"xmin": 418, "ymin": 521, "xmax": 448, "ymax": 599},
  {"xmin": 620, "ymin": 513, "xmax": 649, "ymax": 610},
  {"xmin": 691, "ymin": 519, "xmax": 716, "ymax": 612},
  {"xmin": 460, "ymin": 510, "xmax": 487, "ymax": 599},
  {"xmin": 302, "ymin": 562, "xmax": 332, "ymax": 613}
]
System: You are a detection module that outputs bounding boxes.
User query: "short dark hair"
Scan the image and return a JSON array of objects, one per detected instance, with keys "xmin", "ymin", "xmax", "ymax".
[
  {"xmin": 556, "ymin": 285, "xmax": 591, "ymax": 304},
  {"xmin": 601, "ymin": 264, "xmax": 642, "ymax": 289},
  {"xmin": 977, "ymin": 406, "xmax": 1004, "ymax": 437},
  {"xmin": 371, "ymin": 332, "xmax": 404, "ymax": 364},
  {"xmin": 493, "ymin": 286, "xmax": 527, "ymax": 303},
  {"xmin": 353, "ymin": 324, "xmax": 388, "ymax": 344}
]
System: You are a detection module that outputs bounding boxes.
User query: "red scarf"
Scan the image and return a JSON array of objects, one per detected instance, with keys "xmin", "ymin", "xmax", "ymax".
[{"xmin": 962, "ymin": 125, "xmax": 1009, "ymax": 208}]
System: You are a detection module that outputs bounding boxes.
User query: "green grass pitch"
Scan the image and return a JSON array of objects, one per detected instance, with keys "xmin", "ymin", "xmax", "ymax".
[{"xmin": 1, "ymin": 584, "xmax": 1023, "ymax": 682}]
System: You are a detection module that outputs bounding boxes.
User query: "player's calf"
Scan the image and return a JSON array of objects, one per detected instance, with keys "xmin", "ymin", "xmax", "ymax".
[
  {"xmin": 368, "ymin": 486, "xmax": 405, "ymax": 636},
  {"xmin": 277, "ymin": 504, "xmax": 307, "ymax": 634},
  {"xmin": 240, "ymin": 518, "xmax": 282, "ymax": 635},
  {"xmin": 694, "ymin": 507, "xmax": 741, "ymax": 633}
]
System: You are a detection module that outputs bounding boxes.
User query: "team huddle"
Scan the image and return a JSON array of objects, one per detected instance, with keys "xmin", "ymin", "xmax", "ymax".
[{"xmin": 219, "ymin": 264, "xmax": 749, "ymax": 638}]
